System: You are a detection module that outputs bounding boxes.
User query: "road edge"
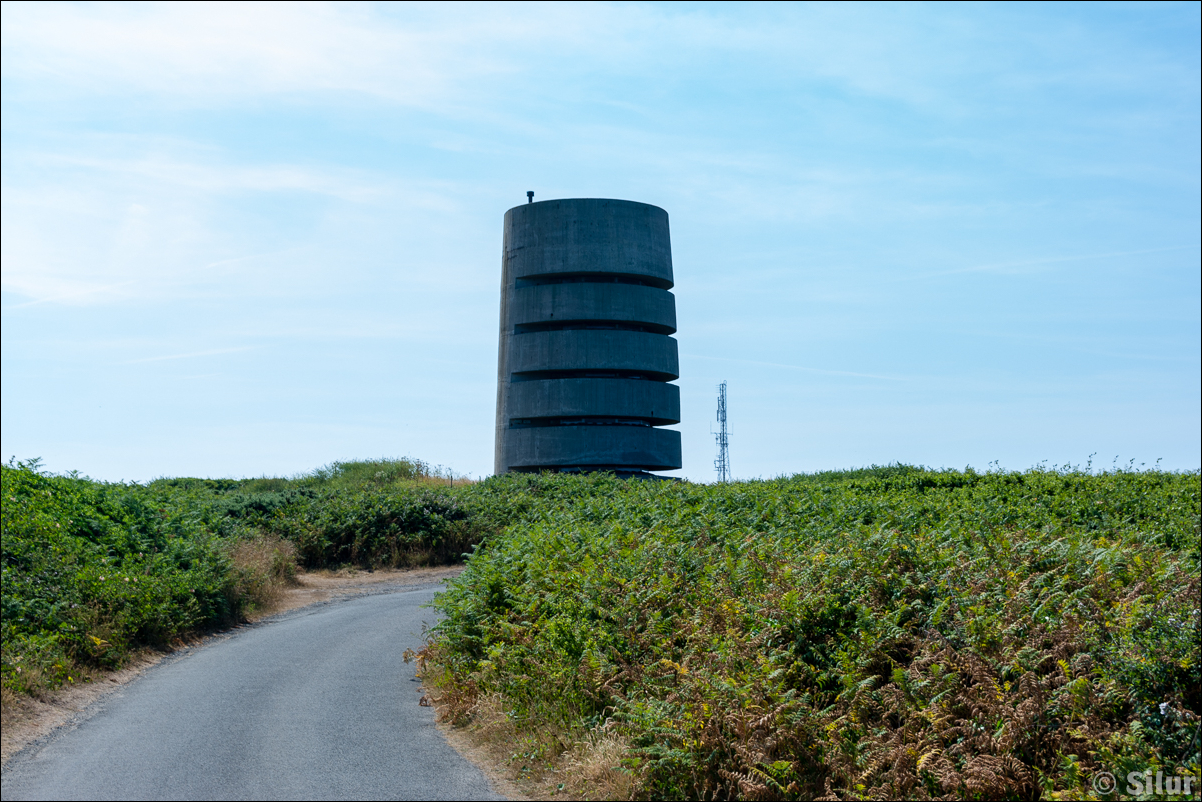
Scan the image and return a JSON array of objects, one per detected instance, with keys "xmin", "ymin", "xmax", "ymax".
[{"xmin": 2, "ymin": 566, "xmax": 466, "ymax": 772}]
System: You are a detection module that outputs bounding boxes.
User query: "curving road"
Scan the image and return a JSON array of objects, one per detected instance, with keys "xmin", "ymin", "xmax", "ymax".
[{"xmin": 2, "ymin": 584, "xmax": 502, "ymax": 801}]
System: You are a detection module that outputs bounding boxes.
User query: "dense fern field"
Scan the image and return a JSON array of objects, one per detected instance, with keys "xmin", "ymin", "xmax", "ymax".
[
  {"xmin": 1, "ymin": 457, "xmax": 478, "ymax": 695},
  {"xmin": 5, "ymin": 458, "xmax": 1198, "ymax": 799},
  {"xmin": 427, "ymin": 467, "xmax": 1201, "ymax": 800}
]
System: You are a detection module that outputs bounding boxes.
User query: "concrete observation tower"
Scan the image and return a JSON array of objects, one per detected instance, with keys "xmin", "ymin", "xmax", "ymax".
[{"xmin": 494, "ymin": 198, "xmax": 682, "ymax": 475}]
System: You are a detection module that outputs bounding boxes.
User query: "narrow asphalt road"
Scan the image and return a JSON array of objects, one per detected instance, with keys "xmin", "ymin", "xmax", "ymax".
[{"xmin": 2, "ymin": 584, "xmax": 503, "ymax": 801}]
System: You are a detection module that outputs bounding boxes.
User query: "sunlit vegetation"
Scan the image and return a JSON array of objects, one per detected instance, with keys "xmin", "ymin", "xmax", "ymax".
[
  {"xmin": 425, "ymin": 467, "xmax": 1200, "ymax": 800},
  {"xmin": 4, "ymin": 457, "xmax": 1198, "ymax": 799},
  {"xmin": 1, "ymin": 457, "xmax": 470, "ymax": 696}
]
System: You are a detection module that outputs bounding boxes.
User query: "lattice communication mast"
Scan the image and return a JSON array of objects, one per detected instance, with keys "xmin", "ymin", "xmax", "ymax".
[{"xmin": 714, "ymin": 380, "xmax": 730, "ymax": 482}]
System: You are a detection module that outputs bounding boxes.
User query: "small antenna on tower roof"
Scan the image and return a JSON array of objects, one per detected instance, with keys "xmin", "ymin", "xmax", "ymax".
[{"xmin": 527, "ymin": 191, "xmax": 534, "ymax": 203}]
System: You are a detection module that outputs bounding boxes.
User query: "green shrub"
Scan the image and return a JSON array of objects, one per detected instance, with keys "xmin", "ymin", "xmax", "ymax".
[
  {"xmin": 10, "ymin": 454, "xmax": 1197, "ymax": 800},
  {"xmin": 255, "ymin": 485, "xmax": 484, "ymax": 568},
  {"xmin": 430, "ymin": 467, "xmax": 1201, "ymax": 800},
  {"xmin": 1, "ymin": 455, "xmax": 492, "ymax": 696},
  {"xmin": 2, "ymin": 460, "xmax": 239, "ymax": 694}
]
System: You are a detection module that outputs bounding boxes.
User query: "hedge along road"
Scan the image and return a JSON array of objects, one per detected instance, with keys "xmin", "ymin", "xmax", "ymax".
[{"xmin": 1, "ymin": 583, "xmax": 503, "ymax": 801}]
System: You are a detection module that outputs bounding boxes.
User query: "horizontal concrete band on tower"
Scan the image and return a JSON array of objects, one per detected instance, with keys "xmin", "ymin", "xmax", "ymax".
[
  {"xmin": 505, "ymin": 426, "xmax": 682, "ymax": 471},
  {"xmin": 504, "ymin": 200, "xmax": 674, "ymax": 287},
  {"xmin": 509, "ymin": 330, "xmax": 679, "ymax": 379},
  {"xmin": 496, "ymin": 198, "xmax": 682, "ymax": 474},
  {"xmin": 511, "ymin": 283, "xmax": 676, "ymax": 334},
  {"xmin": 508, "ymin": 378, "xmax": 680, "ymax": 427}
]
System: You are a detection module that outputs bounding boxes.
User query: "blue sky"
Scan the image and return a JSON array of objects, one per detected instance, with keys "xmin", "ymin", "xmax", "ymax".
[{"xmin": 2, "ymin": 1, "xmax": 1199, "ymax": 482}]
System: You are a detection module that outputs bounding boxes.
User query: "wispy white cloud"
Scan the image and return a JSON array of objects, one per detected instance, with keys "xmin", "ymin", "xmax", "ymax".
[
  {"xmin": 4, "ymin": 3, "xmax": 1193, "ymax": 311},
  {"xmin": 39, "ymin": 153, "xmax": 388, "ymax": 202},
  {"xmin": 1, "ymin": 2, "xmax": 463, "ymax": 105},
  {"xmin": 9, "ymin": 138, "xmax": 392, "ymax": 200},
  {"xmin": 2, "ymin": 2, "xmax": 1197, "ymax": 481},
  {"xmin": 0, "ymin": 146, "xmax": 463, "ymax": 304},
  {"xmin": 6, "ymin": 2, "xmax": 1176, "ymax": 114},
  {"xmin": 900, "ymin": 244, "xmax": 1200, "ymax": 281},
  {"xmin": 682, "ymin": 353, "xmax": 906, "ymax": 382},
  {"xmin": 121, "ymin": 346, "xmax": 255, "ymax": 364},
  {"xmin": 1, "ymin": 280, "xmax": 141, "ymax": 310}
]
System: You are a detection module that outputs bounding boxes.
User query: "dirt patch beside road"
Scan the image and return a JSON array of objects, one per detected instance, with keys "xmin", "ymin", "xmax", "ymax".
[{"xmin": 1, "ymin": 565, "xmax": 464, "ymax": 769}]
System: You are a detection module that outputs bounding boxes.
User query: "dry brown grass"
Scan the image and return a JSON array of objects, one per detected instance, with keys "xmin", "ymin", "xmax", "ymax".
[
  {"xmin": 412, "ymin": 654, "xmax": 634, "ymax": 800},
  {"xmin": 557, "ymin": 730, "xmax": 636, "ymax": 800},
  {"xmin": 227, "ymin": 534, "xmax": 299, "ymax": 615},
  {"xmin": 261, "ymin": 565, "xmax": 467, "ymax": 619}
]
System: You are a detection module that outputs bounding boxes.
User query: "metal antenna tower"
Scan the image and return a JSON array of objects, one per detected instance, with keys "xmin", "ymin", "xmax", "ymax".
[{"xmin": 714, "ymin": 380, "xmax": 730, "ymax": 482}]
